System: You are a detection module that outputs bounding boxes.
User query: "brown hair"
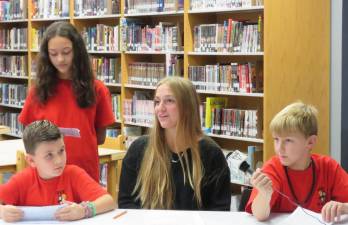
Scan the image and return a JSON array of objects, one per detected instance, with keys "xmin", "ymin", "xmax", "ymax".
[{"xmin": 22, "ymin": 120, "xmax": 62, "ymax": 155}]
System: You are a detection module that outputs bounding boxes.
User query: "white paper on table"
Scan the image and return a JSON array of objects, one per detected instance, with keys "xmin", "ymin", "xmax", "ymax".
[
  {"xmin": 18, "ymin": 205, "xmax": 66, "ymax": 221},
  {"xmin": 58, "ymin": 128, "xmax": 81, "ymax": 138},
  {"xmin": 280, "ymin": 207, "xmax": 332, "ymax": 225}
]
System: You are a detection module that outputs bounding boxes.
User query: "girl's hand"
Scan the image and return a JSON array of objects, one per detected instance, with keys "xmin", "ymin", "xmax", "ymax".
[
  {"xmin": 0, "ymin": 205, "xmax": 23, "ymax": 222},
  {"xmin": 251, "ymin": 168, "xmax": 273, "ymax": 197}
]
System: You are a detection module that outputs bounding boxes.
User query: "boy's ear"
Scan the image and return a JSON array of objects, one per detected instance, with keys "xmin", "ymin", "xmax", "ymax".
[
  {"xmin": 25, "ymin": 154, "xmax": 36, "ymax": 168},
  {"xmin": 306, "ymin": 135, "xmax": 317, "ymax": 150}
]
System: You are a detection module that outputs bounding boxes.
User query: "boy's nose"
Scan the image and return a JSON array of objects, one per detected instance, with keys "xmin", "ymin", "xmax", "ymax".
[{"xmin": 275, "ymin": 142, "xmax": 283, "ymax": 153}]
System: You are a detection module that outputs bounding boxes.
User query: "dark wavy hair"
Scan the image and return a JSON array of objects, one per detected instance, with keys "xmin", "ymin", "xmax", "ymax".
[{"xmin": 35, "ymin": 21, "xmax": 95, "ymax": 108}]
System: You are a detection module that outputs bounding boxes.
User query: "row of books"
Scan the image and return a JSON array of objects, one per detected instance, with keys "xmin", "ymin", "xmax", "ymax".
[
  {"xmin": 0, "ymin": 55, "xmax": 27, "ymax": 77},
  {"xmin": 202, "ymin": 97, "xmax": 259, "ymax": 138},
  {"xmin": 125, "ymin": 0, "xmax": 183, "ymax": 14},
  {"xmin": 32, "ymin": 0, "xmax": 69, "ymax": 19},
  {"xmin": 188, "ymin": 62, "xmax": 263, "ymax": 93},
  {"xmin": 121, "ymin": 94, "xmax": 259, "ymax": 139},
  {"xmin": 123, "ymin": 91, "xmax": 154, "ymax": 126},
  {"xmin": 31, "ymin": 27, "xmax": 46, "ymax": 51},
  {"xmin": 91, "ymin": 56, "xmax": 121, "ymax": 84},
  {"xmin": 0, "ymin": 83, "xmax": 27, "ymax": 106},
  {"xmin": 190, "ymin": 0, "xmax": 263, "ymax": 10},
  {"xmin": 121, "ymin": 19, "xmax": 182, "ymax": 52},
  {"xmin": 128, "ymin": 62, "xmax": 166, "ymax": 86},
  {"xmin": 0, "ymin": 0, "xmax": 27, "ymax": 21},
  {"xmin": 111, "ymin": 94, "xmax": 121, "ymax": 121},
  {"xmin": 208, "ymin": 107, "xmax": 259, "ymax": 138},
  {"xmin": 193, "ymin": 17, "xmax": 262, "ymax": 53},
  {"xmin": 81, "ymin": 24, "xmax": 119, "ymax": 52},
  {"xmin": 0, "ymin": 28, "xmax": 27, "ymax": 50},
  {"xmin": 74, "ymin": 0, "xmax": 120, "ymax": 17},
  {"xmin": 0, "ymin": 112, "xmax": 23, "ymax": 137}
]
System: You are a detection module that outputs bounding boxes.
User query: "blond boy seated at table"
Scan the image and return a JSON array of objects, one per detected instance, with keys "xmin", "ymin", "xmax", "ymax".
[
  {"xmin": 246, "ymin": 102, "xmax": 348, "ymax": 223},
  {"xmin": 0, "ymin": 120, "xmax": 115, "ymax": 222}
]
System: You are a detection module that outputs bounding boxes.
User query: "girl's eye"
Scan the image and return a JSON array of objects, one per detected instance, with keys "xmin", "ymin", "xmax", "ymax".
[
  {"xmin": 154, "ymin": 100, "xmax": 160, "ymax": 106},
  {"xmin": 63, "ymin": 50, "xmax": 72, "ymax": 55}
]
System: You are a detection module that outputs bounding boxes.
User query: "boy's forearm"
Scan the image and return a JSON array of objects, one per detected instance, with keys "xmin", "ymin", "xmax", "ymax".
[
  {"xmin": 251, "ymin": 192, "xmax": 272, "ymax": 221},
  {"xmin": 93, "ymin": 194, "xmax": 116, "ymax": 215}
]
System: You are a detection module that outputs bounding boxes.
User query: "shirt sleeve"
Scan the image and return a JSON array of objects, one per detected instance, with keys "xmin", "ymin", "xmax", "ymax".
[
  {"xmin": 94, "ymin": 81, "xmax": 115, "ymax": 128},
  {"xmin": 118, "ymin": 137, "xmax": 145, "ymax": 209},
  {"xmin": 18, "ymin": 87, "xmax": 36, "ymax": 126},
  {"xmin": 70, "ymin": 166, "xmax": 108, "ymax": 202},
  {"xmin": 0, "ymin": 173, "xmax": 21, "ymax": 205},
  {"xmin": 328, "ymin": 159, "xmax": 348, "ymax": 202},
  {"xmin": 201, "ymin": 141, "xmax": 231, "ymax": 211}
]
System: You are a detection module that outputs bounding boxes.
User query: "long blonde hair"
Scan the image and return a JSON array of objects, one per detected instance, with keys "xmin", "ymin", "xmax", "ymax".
[{"xmin": 134, "ymin": 77, "xmax": 204, "ymax": 209}]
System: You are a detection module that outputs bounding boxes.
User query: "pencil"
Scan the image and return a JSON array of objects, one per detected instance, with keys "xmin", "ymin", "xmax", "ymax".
[{"xmin": 113, "ymin": 210, "xmax": 127, "ymax": 219}]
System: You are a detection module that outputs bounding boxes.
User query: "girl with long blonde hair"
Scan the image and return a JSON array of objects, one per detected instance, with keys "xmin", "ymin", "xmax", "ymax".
[{"xmin": 118, "ymin": 77, "xmax": 230, "ymax": 210}]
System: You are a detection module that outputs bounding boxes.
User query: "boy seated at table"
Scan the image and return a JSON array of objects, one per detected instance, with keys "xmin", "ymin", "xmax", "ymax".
[
  {"xmin": 246, "ymin": 102, "xmax": 348, "ymax": 223},
  {"xmin": 0, "ymin": 120, "xmax": 115, "ymax": 222}
]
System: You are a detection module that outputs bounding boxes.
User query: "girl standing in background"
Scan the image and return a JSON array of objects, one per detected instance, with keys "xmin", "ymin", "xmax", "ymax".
[{"xmin": 19, "ymin": 21, "xmax": 115, "ymax": 182}]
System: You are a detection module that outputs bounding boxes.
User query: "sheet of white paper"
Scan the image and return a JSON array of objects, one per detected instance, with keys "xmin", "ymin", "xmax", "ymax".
[
  {"xmin": 18, "ymin": 205, "xmax": 65, "ymax": 221},
  {"xmin": 58, "ymin": 128, "xmax": 81, "ymax": 138},
  {"xmin": 280, "ymin": 207, "xmax": 331, "ymax": 225}
]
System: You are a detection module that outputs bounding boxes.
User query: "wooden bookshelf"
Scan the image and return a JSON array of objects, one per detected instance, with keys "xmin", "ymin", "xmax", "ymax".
[{"xmin": 0, "ymin": 0, "xmax": 330, "ymax": 163}]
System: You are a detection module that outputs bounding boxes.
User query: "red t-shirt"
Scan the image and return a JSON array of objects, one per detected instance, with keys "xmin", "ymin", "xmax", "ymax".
[
  {"xmin": 19, "ymin": 79, "xmax": 115, "ymax": 181},
  {"xmin": 246, "ymin": 154, "xmax": 348, "ymax": 213},
  {"xmin": 0, "ymin": 165, "xmax": 108, "ymax": 206}
]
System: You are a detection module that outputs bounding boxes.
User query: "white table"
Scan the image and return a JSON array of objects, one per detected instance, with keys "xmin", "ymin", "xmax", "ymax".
[
  {"xmin": 0, "ymin": 139, "xmax": 126, "ymax": 200},
  {"xmin": 0, "ymin": 209, "xmax": 335, "ymax": 225}
]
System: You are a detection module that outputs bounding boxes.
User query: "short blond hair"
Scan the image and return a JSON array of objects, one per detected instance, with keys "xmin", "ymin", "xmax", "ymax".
[{"xmin": 270, "ymin": 102, "xmax": 318, "ymax": 137}]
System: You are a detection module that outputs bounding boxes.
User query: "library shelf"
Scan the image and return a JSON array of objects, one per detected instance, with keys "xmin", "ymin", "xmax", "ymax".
[
  {"xmin": 188, "ymin": 52, "xmax": 264, "ymax": 56},
  {"xmin": 88, "ymin": 50, "xmax": 121, "ymax": 55},
  {"xmin": 30, "ymin": 17, "xmax": 70, "ymax": 22},
  {"xmin": 0, "ymin": 103, "xmax": 24, "ymax": 109},
  {"xmin": 125, "ymin": 51, "xmax": 184, "ymax": 55},
  {"xmin": 0, "ymin": 19, "xmax": 28, "ymax": 24},
  {"xmin": 124, "ymin": 11, "xmax": 184, "ymax": 17},
  {"xmin": 196, "ymin": 90, "xmax": 263, "ymax": 98},
  {"xmin": 0, "ymin": 75, "xmax": 28, "ymax": 80},
  {"xmin": 188, "ymin": 6, "xmax": 264, "ymax": 14},
  {"xmin": 105, "ymin": 83, "xmax": 122, "ymax": 87},
  {"xmin": 124, "ymin": 84, "xmax": 156, "ymax": 90},
  {"xmin": 206, "ymin": 133, "xmax": 263, "ymax": 143},
  {"xmin": 73, "ymin": 14, "xmax": 121, "ymax": 20},
  {"xmin": 0, "ymin": 49, "xmax": 28, "ymax": 53}
]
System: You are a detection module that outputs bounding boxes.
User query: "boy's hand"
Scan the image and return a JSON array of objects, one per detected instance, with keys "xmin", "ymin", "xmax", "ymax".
[
  {"xmin": 251, "ymin": 168, "xmax": 273, "ymax": 197},
  {"xmin": 322, "ymin": 201, "xmax": 348, "ymax": 223},
  {"xmin": 55, "ymin": 203, "xmax": 85, "ymax": 221},
  {"xmin": 0, "ymin": 205, "xmax": 23, "ymax": 222}
]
